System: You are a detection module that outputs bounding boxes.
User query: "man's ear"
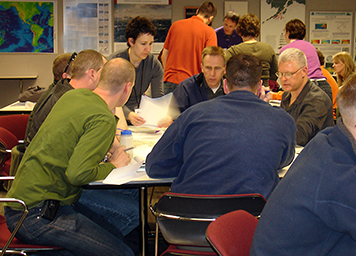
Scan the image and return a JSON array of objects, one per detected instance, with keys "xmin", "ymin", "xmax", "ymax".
[
  {"xmin": 255, "ymin": 80, "xmax": 263, "ymax": 96},
  {"xmin": 223, "ymin": 79, "xmax": 230, "ymax": 94},
  {"xmin": 62, "ymin": 73, "xmax": 71, "ymax": 79},
  {"xmin": 88, "ymin": 69, "xmax": 95, "ymax": 80},
  {"xmin": 123, "ymin": 82, "xmax": 132, "ymax": 96},
  {"xmin": 301, "ymin": 66, "xmax": 308, "ymax": 78}
]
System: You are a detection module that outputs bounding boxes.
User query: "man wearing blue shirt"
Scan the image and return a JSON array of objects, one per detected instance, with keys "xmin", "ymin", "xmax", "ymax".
[
  {"xmin": 215, "ymin": 12, "xmax": 242, "ymax": 49},
  {"xmin": 146, "ymin": 53, "xmax": 296, "ymax": 199},
  {"xmin": 251, "ymin": 74, "xmax": 356, "ymax": 256}
]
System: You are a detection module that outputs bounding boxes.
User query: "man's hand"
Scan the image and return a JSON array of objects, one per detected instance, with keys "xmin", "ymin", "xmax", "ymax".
[
  {"xmin": 259, "ymin": 85, "xmax": 273, "ymax": 102},
  {"xmin": 109, "ymin": 136, "xmax": 121, "ymax": 154},
  {"xmin": 109, "ymin": 145, "xmax": 131, "ymax": 168},
  {"xmin": 157, "ymin": 116, "xmax": 173, "ymax": 128},
  {"xmin": 128, "ymin": 112, "xmax": 146, "ymax": 126}
]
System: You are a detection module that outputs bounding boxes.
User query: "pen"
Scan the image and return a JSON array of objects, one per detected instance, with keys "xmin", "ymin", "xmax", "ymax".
[{"xmin": 124, "ymin": 147, "xmax": 135, "ymax": 152}]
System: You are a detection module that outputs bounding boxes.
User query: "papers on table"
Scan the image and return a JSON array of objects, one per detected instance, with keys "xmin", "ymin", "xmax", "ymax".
[
  {"xmin": 102, "ymin": 144, "xmax": 154, "ymax": 185},
  {"xmin": 133, "ymin": 145, "xmax": 153, "ymax": 162},
  {"xmin": 103, "ymin": 156, "xmax": 145, "ymax": 185},
  {"xmin": 135, "ymin": 93, "xmax": 174, "ymax": 127}
]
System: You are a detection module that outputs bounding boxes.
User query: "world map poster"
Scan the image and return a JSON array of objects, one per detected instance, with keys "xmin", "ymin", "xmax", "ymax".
[{"xmin": 0, "ymin": 1, "xmax": 55, "ymax": 53}]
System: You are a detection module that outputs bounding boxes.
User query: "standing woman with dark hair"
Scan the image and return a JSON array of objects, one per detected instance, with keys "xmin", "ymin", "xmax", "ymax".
[
  {"xmin": 225, "ymin": 13, "xmax": 278, "ymax": 89},
  {"xmin": 108, "ymin": 16, "xmax": 164, "ymax": 126},
  {"xmin": 280, "ymin": 19, "xmax": 332, "ymax": 101},
  {"xmin": 332, "ymin": 51, "xmax": 356, "ymax": 88}
]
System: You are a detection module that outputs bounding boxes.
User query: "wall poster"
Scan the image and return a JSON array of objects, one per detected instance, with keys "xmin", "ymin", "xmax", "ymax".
[
  {"xmin": 309, "ymin": 11, "xmax": 353, "ymax": 72},
  {"xmin": 224, "ymin": 1, "xmax": 248, "ymax": 16},
  {"xmin": 0, "ymin": 0, "xmax": 56, "ymax": 53},
  {"xmin": 260, "ymin": 0, "xmax": 305, "ymax": 54},
  {"xmin": 63, "ymin": 0, "xmax": 112, "ymax": 55},
  {"xmin": 113, "ymin": 0, "xmax": 171, "ymax": 54}
]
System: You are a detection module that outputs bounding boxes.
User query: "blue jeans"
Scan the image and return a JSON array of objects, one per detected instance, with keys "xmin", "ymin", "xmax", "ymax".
[
  {"xmin": 79, "ymin": 189, "xmax": 139, "ymax": 236},
  {"xmin": 5, "ymin": 201, "xmax": 134, "ymax": 256},
  {"xmin": 164, "ymin": 81, "xmax": 178, "ymax": 94}
]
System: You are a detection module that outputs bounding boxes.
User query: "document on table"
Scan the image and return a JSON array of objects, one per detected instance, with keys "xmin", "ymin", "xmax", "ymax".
[
  {"xmin": 136, "ymin": 93, "xmax": 173, "ymax": 127},
  {"xmin": 103, "ymin": 156, "xmax": 145, "ymax": 185}
]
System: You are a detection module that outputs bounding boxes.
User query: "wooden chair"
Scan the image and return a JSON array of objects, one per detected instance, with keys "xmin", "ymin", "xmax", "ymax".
[
  {"xmin": 150, "ymin": 192, "xmax": 266, "ymax": 256},
  {"xmin": 206, "ymin": 210, "xmax": 259, "ymax": 256}
]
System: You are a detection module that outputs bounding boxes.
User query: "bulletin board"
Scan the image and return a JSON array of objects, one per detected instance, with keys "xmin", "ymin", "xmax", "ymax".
[{"xmin": 309, "ymin": 11, "xmax": 353, "ymax": 70}]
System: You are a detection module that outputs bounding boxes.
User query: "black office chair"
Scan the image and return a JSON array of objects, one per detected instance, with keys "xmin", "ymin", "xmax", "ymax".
[{"xmin": 150, "ymin": 192, "xmax": 266, "ymax": 256}]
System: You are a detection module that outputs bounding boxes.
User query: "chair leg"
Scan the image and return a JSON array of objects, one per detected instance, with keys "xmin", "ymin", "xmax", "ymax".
[
  {"xmin": 155, "ymin": 221, "xmax": 159, "ymax": 256},
  {"xmin": 1, "ymin": 198, "xmax": 28, "ymax": 256}
]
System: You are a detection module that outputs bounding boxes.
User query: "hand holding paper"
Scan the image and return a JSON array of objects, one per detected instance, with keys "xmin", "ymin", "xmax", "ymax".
[{"xmin": 135, "ymin": 93, "xmax": 177, "ymax": 127}]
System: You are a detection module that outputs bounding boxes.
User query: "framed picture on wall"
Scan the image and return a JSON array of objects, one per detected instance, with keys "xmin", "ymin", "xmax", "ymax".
[
  {"xmin": 185, "ymin": 7, "xmax": 198, "ymax": 19},
  {"xmin": 224, "ymin": 1, "xmax": 248, "ymax": 16}
]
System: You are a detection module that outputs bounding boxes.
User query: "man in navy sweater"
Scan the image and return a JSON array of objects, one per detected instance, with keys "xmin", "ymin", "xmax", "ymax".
[
  {"xmin": 251, "ymin": 73, "xmax": 356, "ymax": 255},
  {"xmin": 146, "ymin": 53, "xmax": 296, "ymax": 199},
  {"xmin": 173, "ymin": 46, "xmax": 226, "ymax": 113}
]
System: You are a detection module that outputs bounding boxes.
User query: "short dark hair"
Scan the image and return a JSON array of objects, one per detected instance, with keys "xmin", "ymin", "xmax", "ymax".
[
  {"xmin": 197, "ymin": 1, "xmax": 217, "ymax": 19},
  {"xmin": 224, "ymin": 11, "xmax": 239, "ymax": 24},
  {"xmin": 236, "ymin": 13, "xmax": 260, "ymax": 38},
  {"xmin": 226, "ymin": 53, "xmax": 262, "ymax": 91},
  {"xmin": 125, "ymin": 16, "xmax": 156, "ymax": 47},
  {"xmin": 285, "ymin": 19, "xmax": 306, "ymax": 40},
  {"xmin": 201, "ymin": 46, "xmax": 226, "ymax": 65},
  {"xmin": 316, "ymin": 48, "xmax": 325, "ymax": 66},
  {"xmin": 52, "ymin": 53, "xmax": 72, "ymax": 83}
]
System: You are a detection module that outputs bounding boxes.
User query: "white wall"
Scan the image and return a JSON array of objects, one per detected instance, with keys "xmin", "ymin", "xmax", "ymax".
[{"xmin": 0, "ymin": 0, "xmax": 355, "ymax": 108}]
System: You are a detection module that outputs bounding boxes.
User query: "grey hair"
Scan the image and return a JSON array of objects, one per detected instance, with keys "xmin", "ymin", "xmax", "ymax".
[{"xmin": 279, "ymin": 48, "xmax": 307, "ymax": 68}]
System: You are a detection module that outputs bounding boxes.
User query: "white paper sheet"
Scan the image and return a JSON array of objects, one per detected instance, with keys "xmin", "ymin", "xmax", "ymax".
[
  {"xmin": 103, "ymin": 156, "xmax": 145, "ymax": 185},
  {"xmin": 136, "ymin": 93, "xmax": 173, "ymax": 127}
]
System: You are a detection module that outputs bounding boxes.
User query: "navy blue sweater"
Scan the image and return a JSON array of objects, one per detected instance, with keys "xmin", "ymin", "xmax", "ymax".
[{"xmin": 146, "ymin": 90, "xmax": 296, "ymax": 199}]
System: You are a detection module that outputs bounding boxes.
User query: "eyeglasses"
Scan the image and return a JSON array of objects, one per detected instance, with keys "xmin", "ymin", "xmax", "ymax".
[
  {"xmin": 276, "ymin": 66, "xmax": 305, "ymax": 79},
  {"xmin": 63, "ymin": 52, "xmax": 77, "ymax": 74}
]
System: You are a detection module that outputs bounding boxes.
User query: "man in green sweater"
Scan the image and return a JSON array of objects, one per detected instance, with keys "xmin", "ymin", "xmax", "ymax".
[{"xmin": 5, "ymin": 58, "xmax": 136, "ymax": 256}]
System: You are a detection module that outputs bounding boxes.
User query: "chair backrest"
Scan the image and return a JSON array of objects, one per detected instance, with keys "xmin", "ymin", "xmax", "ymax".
[
  {"xmin": 206, "ymin": 210, "xmax": 258, "ymax": 256},
  {"xmin": 152, "ymin": 193, "xmax": 266, "ymax": 248},
  {"xmin": 0, "ymin": 127, "xmax": 19, "ymax": 166},
  {"xmin": 0, "ymin": 114, "xmax": 29, "ymax": 141}
]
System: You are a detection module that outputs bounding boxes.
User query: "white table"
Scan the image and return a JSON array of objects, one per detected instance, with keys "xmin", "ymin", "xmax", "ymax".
[
  {"xmin": 0, "ymin": 101, "xmax": 34, "ymax": 115},
  {"xmin": 278, "ymin": 145, "xmax": 304, "ymax": 178}
]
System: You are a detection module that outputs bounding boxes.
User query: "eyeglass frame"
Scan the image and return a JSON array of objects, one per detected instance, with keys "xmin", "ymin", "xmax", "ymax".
[
  {"xmin": 275, "ymin": 66, "xmax": 305, "ymax": 79},
  {"xmin": 63, "ymin": 52, "xmax": 77, "ymax": 74}
]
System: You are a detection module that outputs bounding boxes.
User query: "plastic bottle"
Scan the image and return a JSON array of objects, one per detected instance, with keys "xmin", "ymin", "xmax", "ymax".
[{"xmin": 120, "ymin": 129, "xmax": 133, "ymax": 159}]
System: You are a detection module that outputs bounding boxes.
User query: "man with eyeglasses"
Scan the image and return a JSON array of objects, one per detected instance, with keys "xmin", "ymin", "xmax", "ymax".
[
  {"xmin": 278, "ymin": 48, "xmax": 334, "ymax": 146},
  {"xmin": 147, "ymin": 53, "xmax": 296, "ymax": 199}
]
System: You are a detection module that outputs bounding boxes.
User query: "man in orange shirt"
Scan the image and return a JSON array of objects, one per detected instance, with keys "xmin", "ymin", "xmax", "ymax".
[{"xmin": 162, "ymin": 1, "xmax": 218, "ymax": 94}]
